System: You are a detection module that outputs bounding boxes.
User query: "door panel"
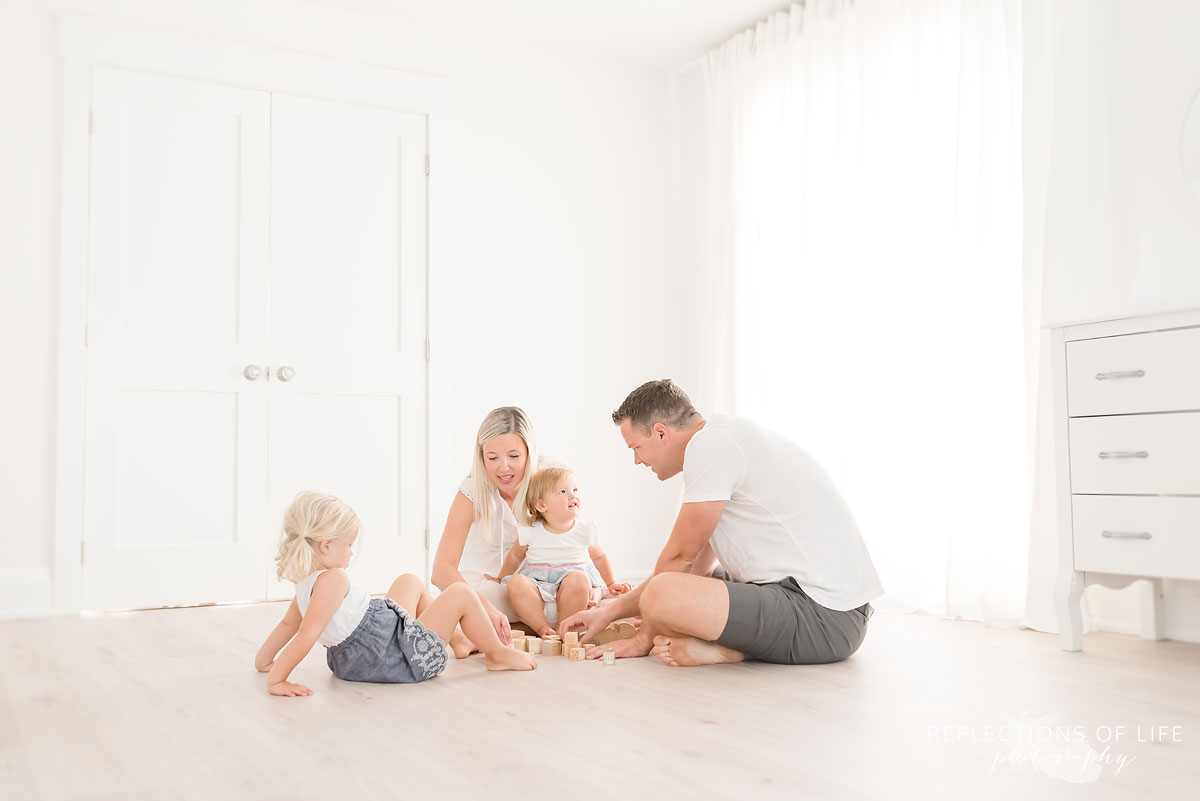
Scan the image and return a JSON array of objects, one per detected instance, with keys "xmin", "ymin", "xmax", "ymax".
[
  {"xmin": 267, "ymin": 93, "xmax": 428, "ymax": 597},
  {"xmin": 83, "ymin": 67, "xmax": 271, "ymax": 609}
]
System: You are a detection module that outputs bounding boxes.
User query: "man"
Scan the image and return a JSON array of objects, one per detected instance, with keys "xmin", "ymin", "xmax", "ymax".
[{"xmin": 558, "ymin": 379, "xmax": 882, "ymax": 666}]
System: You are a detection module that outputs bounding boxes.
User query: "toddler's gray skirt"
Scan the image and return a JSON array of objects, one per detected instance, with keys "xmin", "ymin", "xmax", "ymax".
[{"xmin": 326, "ymin": 598, "xmax": 448, "ymax": 684}]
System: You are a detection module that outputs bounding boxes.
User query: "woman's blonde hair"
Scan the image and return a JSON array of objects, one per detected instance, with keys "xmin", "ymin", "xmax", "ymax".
[
  {"xmin": 524, "ymin": 466, "xmax": 573, "ymax": 525},
  {"xmin": 274, "ymin": 491, "xmax": 360, "ymax": 584},
  {"xmin": 470, "ymin": 406, "xmax": 538, "ymax": 539}
]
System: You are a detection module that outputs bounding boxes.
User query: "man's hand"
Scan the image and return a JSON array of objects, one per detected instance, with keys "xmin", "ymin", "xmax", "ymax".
[
  {"xmin": 557, "ymin": 606, "xmax": 615, "ymax": 644},
  {"xmin": 588, "ymin": 634, "xmax": 652, "ymax": 660},
  {"xmin": 268, "ymin": 680, "xmax": 312, "ymax": 697}
]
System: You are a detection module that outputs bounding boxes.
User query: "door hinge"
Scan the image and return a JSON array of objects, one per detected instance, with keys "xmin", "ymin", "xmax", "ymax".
[
  {"xmin": 88, "ymin": 109, "xmax": 93, "ymax": 134},
  {"xmin": 80, "ymin": 542, "xmax": 85, "ymax": 565},
  {"xmin": 424, "ymin": 528, "xmax": 430, "ymax": 550},
  {"xmin": 425, "ymin": 339, "xmax": 430, "ymax": 361},
  {"xmin": 425, "ymin": 155, "xmax": 430, "ymax": 176}
]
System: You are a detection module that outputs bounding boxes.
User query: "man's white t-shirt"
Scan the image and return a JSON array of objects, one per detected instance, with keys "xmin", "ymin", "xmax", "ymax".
[
  {"xmin": 517, "ymin": 519, "xmax": 599, "ymax": 564},
  {"xmin": 681, "ymin": 415, "xmax": 883, "ymax": 611}
]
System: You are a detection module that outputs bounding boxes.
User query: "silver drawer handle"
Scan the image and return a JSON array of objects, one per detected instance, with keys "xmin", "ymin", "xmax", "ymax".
[
  {"xmin": 1101, "ymin": 531, "xmax": 1152, "ymax": 540},
  {"xmin": 1095, "ymin": 370, "xmax": 1145, "ymax": 380},
  {"xmin": 1098, "ymin": 451, "xmax": 1148, "ymax": 459}
]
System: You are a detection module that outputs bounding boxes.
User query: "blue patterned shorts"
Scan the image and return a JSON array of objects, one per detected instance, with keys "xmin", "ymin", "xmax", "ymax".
[
  {"xmin": 501, "ymin": 561, "xmax": 604, "ymax": 603},
  {"xmin": 326, "ymin": 598, "xmax": 448, "ymax": 684}
]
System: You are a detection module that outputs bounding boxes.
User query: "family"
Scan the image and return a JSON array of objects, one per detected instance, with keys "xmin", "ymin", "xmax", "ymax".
[{"xmin": 255, "ymin": 379, "xmax": 883, "ymax": 696}]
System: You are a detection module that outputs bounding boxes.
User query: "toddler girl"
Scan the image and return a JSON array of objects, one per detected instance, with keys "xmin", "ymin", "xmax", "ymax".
[
  {"xmin": 256, "ymin": 491, "xmax": 536, "ymax": 696},
  {"xmin": 492, "ymin": 467, "xmax": 631, "ymax": 637}
]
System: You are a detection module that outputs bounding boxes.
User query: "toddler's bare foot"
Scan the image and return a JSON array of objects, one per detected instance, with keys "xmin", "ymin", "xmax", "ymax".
[
  {"xmin": 652, "ymin": 635, "xmax": 745, "ymax": 667},
  {"xmin": 485, "ymin": 648, "xmax": 538, "ymax": 672},
  {"xmin": 537, "ymin": 624, "xmax": 556, "ymax": 638},
  {"xmin": 450, "ymin": 628, "xmax": 476, "ymax": 659}
]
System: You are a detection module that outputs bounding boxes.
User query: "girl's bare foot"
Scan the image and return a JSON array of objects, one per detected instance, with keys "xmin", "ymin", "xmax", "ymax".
[
  {"xmin": 652, "ymin": 635, "xmax": 745, "ymax": 667},
  {"xmin": 450, "ymin": 628, "xmax": 477, "ymax": 659},
  {"xmin": 484, "ymin": 648, "xmax": 538, "ymax": 672}
]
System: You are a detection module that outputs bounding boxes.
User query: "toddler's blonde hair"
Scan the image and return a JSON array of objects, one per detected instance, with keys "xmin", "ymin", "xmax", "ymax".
[
  {"xmin": 524, "ymin": 466, "xmax": 574, "ymax": 525},
  {"xmin": 274, "ymin": 491, "xmax": 360, "ymax": 584}
]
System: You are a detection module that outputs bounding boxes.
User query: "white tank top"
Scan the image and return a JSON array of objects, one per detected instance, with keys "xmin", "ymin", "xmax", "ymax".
[{"xmin": 294, "ymin": 569, "xmax": 371, "ymax": 647}]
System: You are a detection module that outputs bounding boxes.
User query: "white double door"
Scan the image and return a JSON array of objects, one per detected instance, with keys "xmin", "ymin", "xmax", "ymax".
[{"xmin": 82, "ymin": 67, "xmax": 428, "ymax": 609}]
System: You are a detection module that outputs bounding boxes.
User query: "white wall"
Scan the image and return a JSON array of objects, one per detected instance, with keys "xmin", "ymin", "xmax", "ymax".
[
  {"xmin": 0, "ymin": 0, "xmax": 692, "ymax": 617},
  {"xmin": 1027, "ymin": 0, "xmax": 1200, "ymax": 642}
]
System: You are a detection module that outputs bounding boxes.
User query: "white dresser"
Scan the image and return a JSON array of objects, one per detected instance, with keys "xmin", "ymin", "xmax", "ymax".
[{"xmin": 1052, "ymin": 308, "xmax": 1200, "ymax": 651}]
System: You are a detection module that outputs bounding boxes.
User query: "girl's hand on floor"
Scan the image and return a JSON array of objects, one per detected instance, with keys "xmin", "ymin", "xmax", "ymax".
[
  {"xmin": 608, "ymin": 582, "xmax": 633, "ymax": 595},
  {"xmin": 268, "ymin": 681, "xmax": 313, "ymax": 697}
]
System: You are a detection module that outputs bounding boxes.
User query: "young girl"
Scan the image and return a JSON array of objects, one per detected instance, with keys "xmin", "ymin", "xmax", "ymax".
[
  {"xmin": 492, "ymin": 467, "xmax": 632, "ymax": 637},
  {"xmin": 256, "ymin": 491, "xmax": 536, "ymax": 697}
]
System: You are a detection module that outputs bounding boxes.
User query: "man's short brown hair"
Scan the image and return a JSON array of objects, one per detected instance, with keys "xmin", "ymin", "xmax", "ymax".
[{"xmin": 612, "ymin": 379, "xmax": 701, "ymax": 434}]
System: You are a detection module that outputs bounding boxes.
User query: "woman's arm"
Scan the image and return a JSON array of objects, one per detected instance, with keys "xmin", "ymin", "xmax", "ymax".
[
  {"xmin": 265, "ymin": 570, "xmax": 348, "ymax": 697},
  {"xmin": 431, "ymin": 492, "xmax": 475, "ymax": 590},
  {"xmin": 492, "ymin": 543, "xmax": 528, "ymax": 582},
  {"xmin": 255, "ymin": 598, "xmax": 302, "ymax": 672},
  {"xmin": 430, "ymin": 490, "xmax": 512, "ymax": 643},
  {"xmin": 588, "ymin": 545, "xmax": 631, "ymax": 594}
]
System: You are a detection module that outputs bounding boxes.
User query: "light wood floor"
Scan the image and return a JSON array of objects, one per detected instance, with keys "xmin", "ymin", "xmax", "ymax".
[{"xmin": 1, "ymin": 604, "xmax": 1196, "ymax": 800}]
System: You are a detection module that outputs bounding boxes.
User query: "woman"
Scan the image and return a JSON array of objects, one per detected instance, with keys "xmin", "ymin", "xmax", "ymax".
[{"xmin": 432, "ymin": 406, "xmax": 554, "ymax": 644}]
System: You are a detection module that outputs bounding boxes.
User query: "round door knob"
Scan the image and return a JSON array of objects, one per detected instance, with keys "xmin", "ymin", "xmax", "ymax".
[
  {"xmin": 277, "ymin": 366, "xmax": 296, "ymax": 382},
  {"xmin": 243, "ymin": 365, "xmax": 263, "ymax": 381}
]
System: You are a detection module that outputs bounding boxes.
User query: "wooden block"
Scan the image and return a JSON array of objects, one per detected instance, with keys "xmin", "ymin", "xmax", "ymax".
[
  {"xmin": 511, "ymin": 638, "xmax": 527, "ymax": 651},
  {"xmin": 602, "ymin": 650, "xmax": 616, "ymax": 665},
  {"xmin": 564, "ymin": 631, "xmax": 579, "ymax": 645},
  {"xmin": 542, "ymin": 639, "xmax": 562, "ymax": 656},
  {"xmin": 583, "ymin": 643, "xmax": 596, "ymax": 652},
  {"xmin": 592, "ymin": 621, "xmax": 638, "ymax": 645},
  {"xmin": 527, "ymin": 637, "xmax": 543, "ymax": 654},
  {"xmin": 568, "ymin": 647, "xmax": 585, "ymax": 661},
  {"xmin": 511, "ymin": 630, "xmax": 527, "ymax": 639}
]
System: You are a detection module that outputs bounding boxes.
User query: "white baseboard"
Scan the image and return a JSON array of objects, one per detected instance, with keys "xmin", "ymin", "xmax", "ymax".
[{"xmin": 0, "ymin": 566, "xmax": 54, "ymax": 620}]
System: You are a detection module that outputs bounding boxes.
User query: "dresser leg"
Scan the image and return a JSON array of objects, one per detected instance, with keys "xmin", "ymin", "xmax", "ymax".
[
  {"xmin": 1055, "ymin": 569, "xmax": 1085, "ymax": 651},
  {"xmin": 1141, "ymin": 578, "xmax": 1166, "ymax": 641}
]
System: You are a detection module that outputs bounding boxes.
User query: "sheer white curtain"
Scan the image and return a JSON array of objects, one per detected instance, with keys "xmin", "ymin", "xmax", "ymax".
[{"xmin": 688, "ymin": 0, "xmax": 1026, "ymax": 623}]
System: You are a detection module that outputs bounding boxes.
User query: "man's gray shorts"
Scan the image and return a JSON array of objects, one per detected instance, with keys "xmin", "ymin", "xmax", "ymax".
[{"xmin": 715, "ymin": 575, "xmax": 873, "ymax": 665}]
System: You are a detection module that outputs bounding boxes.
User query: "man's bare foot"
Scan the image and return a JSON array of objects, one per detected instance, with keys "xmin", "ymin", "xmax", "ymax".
[
  {"xmin": 484, "ymin": 648, "xmax": 538, "ymax": 672},
  {"xmin": 449, "ymin": 628, "xmax": 476, "ymax": 659},
  {"xmin": 652, "ymin": 635, "xmax": 745, "ymax": 667}
]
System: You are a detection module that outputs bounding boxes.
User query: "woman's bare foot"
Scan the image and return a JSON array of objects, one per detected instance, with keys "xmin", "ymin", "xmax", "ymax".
[
  {"xmin": 449, "ymin": 628, "xmax": 477, "ymax": 659},
  {"xmin": 652, "ymin": 635, "xmax": 745, "ymax": 667},
  {"xmin": 484, "ymin": 648, "xmax": 538, "ymax": 672}
]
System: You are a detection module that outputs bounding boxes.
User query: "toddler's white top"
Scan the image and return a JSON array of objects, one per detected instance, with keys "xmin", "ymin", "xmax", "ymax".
[
  {"xmin": 681, "ymin": 414, "xmax": 884, "ymax": 612},
  {"xmin": 295, "ymin": 569, "xmax": 371, "ymax": 647},
  {"xmin": 516, "ymin": 519, "xmax": 599, "ymax": 564}
]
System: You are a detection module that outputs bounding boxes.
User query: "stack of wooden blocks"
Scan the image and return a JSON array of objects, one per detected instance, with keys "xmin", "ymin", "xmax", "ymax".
[{"xmin": 507, "ymin": 621, "xmax": 637, "ymax": 665}]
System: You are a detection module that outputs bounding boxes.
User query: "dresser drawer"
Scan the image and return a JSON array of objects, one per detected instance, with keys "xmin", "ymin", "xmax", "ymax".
[
  {"xmin": 1072, "ymin": 495, "xmax": 1200, "ymax": 580},
  {"xmin": 1066, "ymin": 327, "xmax": 1200, "ymax": 416},
  {"xmin": 1068, "ymin": 413, "xmax": 1200, "ymax": 494}
]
